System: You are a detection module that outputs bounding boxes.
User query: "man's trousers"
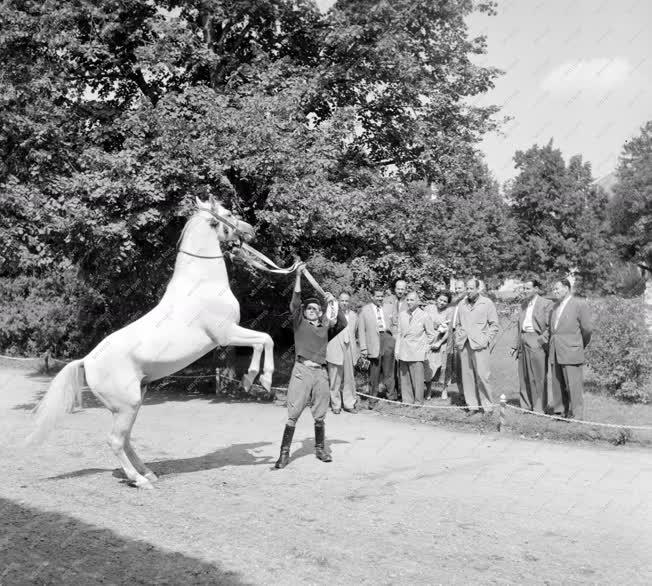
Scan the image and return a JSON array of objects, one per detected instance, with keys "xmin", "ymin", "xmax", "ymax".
[
  {"xmin": 399, "ymin": 360, "xmax": 425, "ymax": 405},
  {"xmin": 328, "ymin": 346, "xmax": 357, "ymax": 411},
  {"xmin": 286, "ymin": 362, "xmax": 330, "ymax": 426},
  {"xmin": 368, "ymin": 332, "xmax": 396, "ymax": 400},
  {"xmin": 457, "ymin": 342, "xmax": 494, "ymax": 410},
  {"xmin": 549, "ymin": 358, "xmax": 584, "ymax": 419},
  {"xmin": 517, "ymin": 332, "xmax": 547, "ymax": 413}
]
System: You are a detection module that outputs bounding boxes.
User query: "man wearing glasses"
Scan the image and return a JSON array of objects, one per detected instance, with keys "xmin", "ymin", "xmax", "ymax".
[{"xmin": 275, "ymin": 263, "xmax": 347, "ymax": 469}]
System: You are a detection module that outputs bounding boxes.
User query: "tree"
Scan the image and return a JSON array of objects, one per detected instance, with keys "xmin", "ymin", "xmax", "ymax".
[
  {"xmin": 610, "ymin": 121, "xmax": 652, "ymax": 270},
  {"xmin": 506, "ymin": 141, "xmax": 611, "ymax": 288},
  {"xmin": 0, "ymin": 0, "xmax": 504, "ymax": 355}
]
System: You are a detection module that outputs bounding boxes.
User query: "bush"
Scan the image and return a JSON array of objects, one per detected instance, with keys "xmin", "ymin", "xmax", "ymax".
[
  {"xmin": 586, "ymin": 296, "xmax": 651, "ymax": 403},
  {"xmin": 0, "ymin": 271, "xmax": 103, "ymax": 358}
]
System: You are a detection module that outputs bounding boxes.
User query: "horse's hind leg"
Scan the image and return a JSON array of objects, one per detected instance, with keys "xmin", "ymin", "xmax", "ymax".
[
  {"xmin": 125, "ymin": 440, "xmax": 157, "ymax": 483},
  {"xmin": 123, "ymin": 384, "xmax": 157, "ymax": 482},
  {"xmin": 108, "ymin": 400, "xmax": 153, "ymax": 490}
]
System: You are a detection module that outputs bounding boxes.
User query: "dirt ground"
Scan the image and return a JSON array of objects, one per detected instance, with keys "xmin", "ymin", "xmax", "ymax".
[{"xmin": 1, "ymin": 365, "xmax": 651, "ymax": 585}]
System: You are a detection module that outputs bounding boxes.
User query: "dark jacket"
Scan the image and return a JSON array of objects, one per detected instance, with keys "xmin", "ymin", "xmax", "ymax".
[
  {"xmin": 548, "ymin": 296, "xmax": 593, "ymax": 365},
  {"xmin": 512, "ymin": 295, "xmax": 554, "ymax": 352}
]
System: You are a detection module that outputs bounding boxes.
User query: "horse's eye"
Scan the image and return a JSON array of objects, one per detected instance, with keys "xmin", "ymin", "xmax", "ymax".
[{"xmin": 210, "ymin": 220, "xmax": 219, "ymax": 228}]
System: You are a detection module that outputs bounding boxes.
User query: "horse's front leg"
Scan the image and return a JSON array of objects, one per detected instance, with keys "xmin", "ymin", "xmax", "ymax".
[{"xmin": 216, "ymin": 324, "xmax": 275, "ymax": 393}]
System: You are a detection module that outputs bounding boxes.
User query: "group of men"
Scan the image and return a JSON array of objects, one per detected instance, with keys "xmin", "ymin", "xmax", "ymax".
[
  {"xmin": 512, "ymin": 278, "xmax": 593, "ymax": 420},
  {"xmin": 273, "ymin": 265, "xmax": 594, "ymax": 469}
]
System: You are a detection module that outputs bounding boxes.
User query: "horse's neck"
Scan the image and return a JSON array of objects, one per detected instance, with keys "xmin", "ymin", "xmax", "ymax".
[{"xmin": 171, "ymin": 217, "xmax": 230, "ymax": 286}]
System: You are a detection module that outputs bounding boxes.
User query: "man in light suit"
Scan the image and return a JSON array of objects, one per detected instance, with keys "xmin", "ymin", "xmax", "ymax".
[
  {"xmin": 358, "ymin": 290, "xmax": 395, "ymax": 402},
  {"xmin": 510, "ymin": 278, "xmax": 553, "ymax": 413},
  {"xmin": 548, "ymin": 278, "xmax": 593, "ymax": 419},
  {"xmin": 395, "ymin": 292, "xmax": 436, "ymax": 405},
  {"xmin": 455, "ymin": 279, "xmax": 499, "ymax": 412},
  {"xmin": 326, "ymin": 292, "xmax": 359, "ymax": 414}
]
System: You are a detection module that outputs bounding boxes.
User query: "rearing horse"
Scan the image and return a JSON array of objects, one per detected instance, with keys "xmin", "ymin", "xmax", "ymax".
[{"xmin": 28, "ymin": 197, "xmax": 275, "ymax": 489}]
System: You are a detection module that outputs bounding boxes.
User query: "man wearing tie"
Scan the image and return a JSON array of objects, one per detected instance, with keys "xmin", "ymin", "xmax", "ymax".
[
  {"xmin": 384, "ymin": 280, "xmax": 408, "ymax": 399},
  {"xmin": 326, "ymin": 292, "xmax": 359, "ymax": 414},
  {"xmin": 511, "ymin": 278, "xmax": 553, "ymax": 413},
  {"xmin": 395, "ymin": 292, "xmax": 436, "ymax": 405},
  {"xmin": 357, "ymin": 290, "xmax": 395, "ymax": 402},
  {"xmin": 548, "ymin": 278, "xmax": 593, "ymax": 419}
]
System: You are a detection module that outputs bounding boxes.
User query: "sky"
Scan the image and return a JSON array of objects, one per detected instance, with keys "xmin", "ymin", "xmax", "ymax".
[{"xmin": 316, "ymin": 0, "xmax": 652, "ymax": 185}]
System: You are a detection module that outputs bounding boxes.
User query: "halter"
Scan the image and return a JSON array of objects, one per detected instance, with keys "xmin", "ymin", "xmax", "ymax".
[{"xmin": 177, "ymin": 207, "xmax": 244, "ymax": 260}]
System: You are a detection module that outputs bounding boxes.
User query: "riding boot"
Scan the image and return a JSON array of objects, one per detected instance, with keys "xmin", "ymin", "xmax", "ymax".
[
  {"xmin": 314, "ymin": 421, "xmax": 332, "ymax": 462},
  {"xmin": 274, "ymin": 425, "xmax": 295, "ymax": 469}
]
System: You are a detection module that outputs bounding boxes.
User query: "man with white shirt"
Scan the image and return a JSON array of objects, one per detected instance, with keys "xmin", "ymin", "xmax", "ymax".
[
  {"xmin": 326, "ymin": 292, "xmax": 359, "ymax": 414},
  {"xmin": 511, "ymin": 278, "xmax": 553, "ymax": 413},
  {"xmin": 548, "ymin": 278, "xmax": 593, "ymax": 419},
  {"xmin": 358, "ymin": 290, "xmax": 395, "ymax": 404}
]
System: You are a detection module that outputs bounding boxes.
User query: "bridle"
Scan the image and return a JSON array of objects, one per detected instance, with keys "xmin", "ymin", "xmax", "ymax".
[
  {"xmin": 177, "ymin": 207, "xmax": 246, "ymax": 260},
  {"xmin": 175, "ymin": 205, "xmax": 325, "ymax": 296}
]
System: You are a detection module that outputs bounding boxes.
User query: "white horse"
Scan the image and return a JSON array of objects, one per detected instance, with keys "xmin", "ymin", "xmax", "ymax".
[{"xmin": 28, "ymin": 197, "xmax": 274, "ymax": 488}]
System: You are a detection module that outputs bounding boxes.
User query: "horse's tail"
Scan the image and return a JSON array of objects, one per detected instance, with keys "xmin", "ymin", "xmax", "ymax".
[{"xmin": 26, "ymin": 359, "xmax": 85, "ymax": 445}]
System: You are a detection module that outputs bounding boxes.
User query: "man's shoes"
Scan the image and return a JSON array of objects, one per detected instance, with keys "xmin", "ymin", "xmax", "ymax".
[
  {"xmin": 314, "ymin": 421, "xmax": 333, "ymax": 463},
  {"xmin": 343, "ymin": 406, "xmax": 358, "ymax": 414},
  {"xmin": 274, "ymin": 425, "xmax": 295, "ymax": 469},
  {"xmin": 332, "ymin": 408, "xmax": 341, "ymax": 414}
]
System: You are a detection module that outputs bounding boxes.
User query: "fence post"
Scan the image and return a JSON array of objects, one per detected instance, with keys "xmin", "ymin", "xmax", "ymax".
[
  {"xmin": 215, "ymin": 367, "xmax": 222, "ymax": 395},
  {"xmin": 498, "ymin": 394, "xmax": 506, "ymax": 432}
]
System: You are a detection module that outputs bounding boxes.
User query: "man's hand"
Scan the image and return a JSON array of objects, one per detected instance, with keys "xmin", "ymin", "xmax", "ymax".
[
  {"xmin": 324, "ymin": 292, "xmax": 336, "ymax": 305},
  {"xmin": 509, "ymin": 347, "xmax": 518, "ymax": 358},
  {"xmin": 295, "ymin": 261, "xmax": 306, "ymax": 275},
  {"xmin": 360, "ymin": 349, "xmax": 368, "ymax": 358}
]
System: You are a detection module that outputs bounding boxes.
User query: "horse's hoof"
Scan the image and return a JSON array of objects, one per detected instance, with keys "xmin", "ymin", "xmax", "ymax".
[
  {"xmin": 135, "ymin": 478, "xmax": 155, "ymax": 490},
  {"xmin": 144, "ymin": 471, "xmax": 158, "ymax": 483},
  {"xmin": 259, "ymin": 374, "xmax": 272, "ymax": 392}
]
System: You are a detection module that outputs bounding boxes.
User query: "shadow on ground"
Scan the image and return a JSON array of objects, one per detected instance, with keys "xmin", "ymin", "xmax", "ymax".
[
  {"xmin": 47, "ymin": 441, "xmax": 276, "ymax": 482},
  {"xmin": 0, "ymin": 497, "xmax": 249, "ymax": 585},
  {"xmin": 47, "ymin": 437, "xmax": 350, "ymax": 484}
]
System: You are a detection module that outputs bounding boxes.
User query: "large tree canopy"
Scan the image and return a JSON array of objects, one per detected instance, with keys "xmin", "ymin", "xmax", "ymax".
[{"xmin": 0, "ymin": 0, "xmax": 506, "ymax": 355}]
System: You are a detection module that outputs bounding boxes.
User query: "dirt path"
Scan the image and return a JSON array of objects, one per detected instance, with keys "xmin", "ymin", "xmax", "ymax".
[{"xmin": 1, "ymin": 366, "xmax": 651, "ymax": 585}]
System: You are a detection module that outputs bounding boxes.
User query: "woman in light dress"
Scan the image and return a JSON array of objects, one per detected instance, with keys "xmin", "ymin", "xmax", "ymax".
[{"xmin": 423, "ymin": 291, "xmax": 454, "ymax": 400}]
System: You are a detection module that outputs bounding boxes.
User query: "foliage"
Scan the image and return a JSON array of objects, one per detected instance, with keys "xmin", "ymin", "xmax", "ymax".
[
  {"xmin": 586, "ymin": 297, "xmax": 651, "ymax": 403},
  {"xmin": 506, "ymin": 141, "xmax": 612, "ymax": 290},
  {"xmin": 0, "ymin": 0, "xmax": 507, "ymax": 354},
  {"xmin": 0, "ymin": 272, "xmax": 104, "ymax": 357},
  {"xmin": 609, "ymin": 120, "xmax": 652, "ymax": 270}
]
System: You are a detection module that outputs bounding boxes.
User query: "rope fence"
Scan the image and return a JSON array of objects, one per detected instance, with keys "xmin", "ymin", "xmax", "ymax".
[{"xmin": 3, "ymin": 353, "xmax": 651, "ymax": 432}]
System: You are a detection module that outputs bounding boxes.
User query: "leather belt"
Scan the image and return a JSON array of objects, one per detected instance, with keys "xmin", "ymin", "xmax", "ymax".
[{"xmin": 297, "ymin": 356, "xmax": 326, "ymax": 368}]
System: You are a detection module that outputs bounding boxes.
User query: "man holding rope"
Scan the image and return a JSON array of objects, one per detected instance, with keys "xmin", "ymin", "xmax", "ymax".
[{"xmin": 275, "ymin": 263, "xmax": 347, "ymax": 469}]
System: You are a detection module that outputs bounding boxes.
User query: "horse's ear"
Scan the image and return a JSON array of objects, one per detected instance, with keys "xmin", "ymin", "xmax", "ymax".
[
  {"xmin": 195, "ymin": 196, "xmax": 203, "ymax": 208},
  {"xmin": 209, "ymin": 193, "xmax": 216, "ymax": 210}
]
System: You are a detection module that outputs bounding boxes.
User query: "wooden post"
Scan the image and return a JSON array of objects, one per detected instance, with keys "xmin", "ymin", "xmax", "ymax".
[{"xmin": 498, "ymin": 394, "xmax": 507, "ymax": 432}]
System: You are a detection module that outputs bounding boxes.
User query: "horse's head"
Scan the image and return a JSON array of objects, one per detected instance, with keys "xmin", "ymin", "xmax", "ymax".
[{"xmin": 195, "ymin": 196, "xmax": 255, "ymax": 246}]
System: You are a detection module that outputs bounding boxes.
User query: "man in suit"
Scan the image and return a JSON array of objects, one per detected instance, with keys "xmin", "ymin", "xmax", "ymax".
[
  {"xmin": 358, "ymin": 290, "xmax": 395, "ymax": 403},
  {"xmin": 444, "ymin": 280, "xmax": 467, "ymax": 388},
  {"xmin": 454, "ymin": 279, "xmax": 499, "ymax": 412},
  {"xmin": 395, "ymin": 292, "xmax": 436, "ymax": 404},
  {"xmin": 383, "ymin": 279, "xmax": 408, "ymax": 398},
  {"xmin": 548, "ymin": 278, "xmax": 593, "ymax": 419},
  {"xmin": 510, "ymin": 278, "xmax": 553, "ymax": 413},
  {"xmin": 326, "ymin": 292, "xmax": 359, "ymax": 414}
]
